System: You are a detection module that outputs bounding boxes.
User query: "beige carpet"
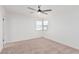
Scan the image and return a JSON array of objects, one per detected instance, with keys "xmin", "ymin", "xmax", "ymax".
[{"xmin": 1, "ymin": 37, "xmax": 79, "ymax": 54}]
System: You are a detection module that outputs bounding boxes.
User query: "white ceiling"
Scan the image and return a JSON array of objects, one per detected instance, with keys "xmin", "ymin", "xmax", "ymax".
[
  {"xmin": 3, "ymin": 5, "xmax": 79, "ymax": 17},
  {"xmin": 3, "ymin": 5, "xmax": 54, "ymax": 15}
]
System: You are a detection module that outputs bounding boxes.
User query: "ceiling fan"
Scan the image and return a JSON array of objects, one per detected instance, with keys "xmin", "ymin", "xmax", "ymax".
[{"xmin": 27, "ymin": 5, "xmax": 52, "ymax": 15}]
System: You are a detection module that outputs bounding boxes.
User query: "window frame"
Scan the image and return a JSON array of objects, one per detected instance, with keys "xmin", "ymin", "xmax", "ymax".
[{"xmin": 35, "ymin": 20, "xmax": 48, "ymax": 31}]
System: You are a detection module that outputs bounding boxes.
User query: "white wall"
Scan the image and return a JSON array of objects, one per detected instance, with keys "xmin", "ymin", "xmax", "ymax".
[
  {"xmin": 5, "ymin": 12, "xmax": 41, "ymax": 43},
  {"xmin": 44, "ymin": 6, "xmax": 79, "ymax": 49}
]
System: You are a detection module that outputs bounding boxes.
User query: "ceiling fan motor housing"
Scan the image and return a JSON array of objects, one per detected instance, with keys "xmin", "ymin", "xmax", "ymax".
[{"xmin": 38, "ymin": 9, "xmax": 42, "ymax": 12}]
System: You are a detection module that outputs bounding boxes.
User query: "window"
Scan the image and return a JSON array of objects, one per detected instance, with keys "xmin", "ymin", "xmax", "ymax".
[
  {"xmin": 36, "ymin": 20, "xmax": 48, "ymax": 31},
  {"xmin": 43, "ymin": 20, "xmax": 48, "ymax": 30},
  {"xmin": 36, "ymin": 21, "xmax": 42, "ymax": 30}
]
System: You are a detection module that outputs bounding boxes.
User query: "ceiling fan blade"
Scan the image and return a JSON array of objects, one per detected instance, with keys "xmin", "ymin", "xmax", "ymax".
[
  {"xmin": 42, "ymin": 9, "xmax": 52, "ymax": 12},
  {"xmin": 41, "ymin": 12, "xmax": 48, "ymax": 15},
  {"xmin": 27, "ymin": 7, "xmax": 36, "ymax": 11}
]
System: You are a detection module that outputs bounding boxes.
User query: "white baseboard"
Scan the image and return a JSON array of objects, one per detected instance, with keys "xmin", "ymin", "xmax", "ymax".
[
  {"xmin": 44, "ymin": 34, "xmax": 79, "ymax": 50},
  {"xmin": 6, "ymin": 36, "xmax": 41, "ymax": 43},
  {"xmin": 5, "ymin": 36, "xmax": 41, "ymax": 48}
]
